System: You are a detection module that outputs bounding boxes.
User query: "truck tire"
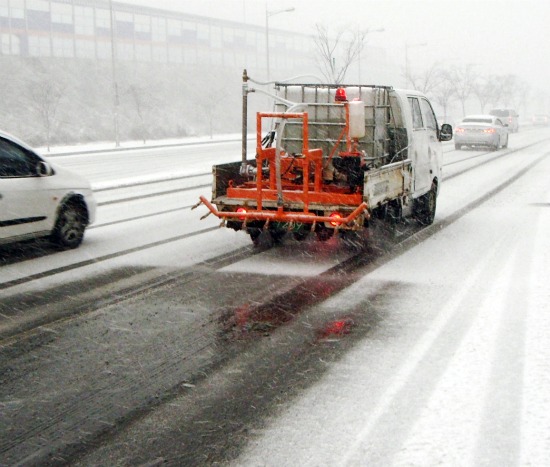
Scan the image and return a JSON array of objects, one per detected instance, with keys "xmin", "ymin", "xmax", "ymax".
[
  {"xmin": 315, "ymin": 225, "xmax": 333, "ymax": 242},
  {"xmin": 413, "ymin": 183, "xmax": 437, "ymax": 226},
  {"xmin": 248, "ymin": 228, "xmax": 262, "ymax": 246},
  {"xmin": 269, "ymin": 228, "xmax": 285, "ymax": 244},
  {"xmin": 293, "ymin": 230, "xmax": 309, "ymax": 241},
  {"xmin": 455, "ymin": 143, "xmax": 462, "ymax": 150}
]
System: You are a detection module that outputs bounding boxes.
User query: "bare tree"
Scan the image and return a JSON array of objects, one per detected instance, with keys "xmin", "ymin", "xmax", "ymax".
[
  {"xmin": 472, "ymin": 75, "xmax": 500, "ymax": 113},
  {"xmin": 126, "ymin": 83, "xmax": 157, "ymax": 144},
  {"xmin": 313, "ymin": 24, "xmax": 367, "ymax": 83},
  {"xmin": 494, "ymin": 74, "xmax": 528, "ymax": 111},
  {"xmin": 431, "ymin": 70, "xmax": 456, "ymax": 123},
  {"xmin": 29, "ymin": 79, "xmax": 63, "ymax": 151},
  {"xmin": 447, "ymin": 64, "xmax": 477, "ymax": 117},
  {"xmin": 194, "ymin": 76, "xmax": 230, "ymax": 139},
  {"xmin": 512, "ymin": 80, "xmax": 530, "ymax": 118},
  {"xmin": 406, "ymin": 62, "xmax": 442, "ymax": 95}
]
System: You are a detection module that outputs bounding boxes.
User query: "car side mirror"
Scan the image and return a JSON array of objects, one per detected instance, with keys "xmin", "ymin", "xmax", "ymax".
[
  {"xmin": 440, "ymin": 123, "xmax": 453, "ymax": 141},
  {"xmin": 36, "ymin": 160, "xmax": 53, "ymax": 176}
]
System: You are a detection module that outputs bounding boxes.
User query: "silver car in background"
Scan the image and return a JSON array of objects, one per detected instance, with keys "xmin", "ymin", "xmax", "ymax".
[
  {"xmin": 532, "ymin": 114, "xmax": 549, "ymax": 126},
  {"xmin": 454, "ymin": 115, "xmax": 509, "ymax": 151},
  {"xmin": 489, "ymin": 108, "xmax": 519, "ymax": 132}
]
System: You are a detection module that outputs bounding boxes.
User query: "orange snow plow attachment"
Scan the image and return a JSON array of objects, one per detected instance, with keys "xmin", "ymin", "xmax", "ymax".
[
  {"xmin": 194, "ymin": 109, "xmax": 370, "ymax": 232},
  {"xmin": 197, "ymin": 195, "xmax": 369, "ymax": 227}
]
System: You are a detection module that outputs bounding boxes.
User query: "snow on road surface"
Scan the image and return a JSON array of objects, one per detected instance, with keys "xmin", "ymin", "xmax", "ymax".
[
  {"xmin": 4, "ymin": 131, "xmax": 550, "ymax": 466},
  {"xmin": 234, "ymin": 144, "xmax": 550, "ymax": 466}
]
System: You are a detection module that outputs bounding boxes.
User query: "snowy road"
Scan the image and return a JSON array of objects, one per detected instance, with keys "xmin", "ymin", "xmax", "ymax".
[{"xmin": 1, "ymin": 128, "xmax": 550, "ymax": 465}]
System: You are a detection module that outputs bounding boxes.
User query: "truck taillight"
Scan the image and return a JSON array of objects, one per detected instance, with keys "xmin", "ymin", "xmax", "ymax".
[
  {"xmin": 483, "ymin": 128, "xmax": 496, "ymax": 133},
  {"xmin": 335, "ymin": 88, "xmax": 347, "ymax": 102},
  {"xmin": 329, "ymin": 212, "xmax": 343, "ymax": 226},
  {"xmin": 236, "ymin": 207, "xmax": 247, "ymax": 220},
  {"xmin": 455, "ymin": 127, "xmax": 465, "ymax": 133}
]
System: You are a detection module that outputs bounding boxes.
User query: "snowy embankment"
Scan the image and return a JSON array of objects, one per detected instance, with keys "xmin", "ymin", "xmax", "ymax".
[{"xmin": 37, "ymin": 133, "xmax": 243, "ymax": 157}]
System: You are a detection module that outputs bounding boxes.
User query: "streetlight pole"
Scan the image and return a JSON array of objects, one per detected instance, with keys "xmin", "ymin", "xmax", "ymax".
[
  {"xmin": 265, "ymin": 5, "xmax": 295, "ymax": 81},
  {"xmin": 404, "ymin": 42, "xmax": 427, "ymax": 88},
  {"xmin": 109, "ymin": 0, "xmax": 120, "ymax": 147}
]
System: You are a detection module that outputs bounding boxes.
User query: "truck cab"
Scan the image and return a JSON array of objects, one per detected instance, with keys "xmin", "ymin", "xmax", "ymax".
[{"xmin": 393, "ymin": 89, "xmax": 446, "ymax": 199}]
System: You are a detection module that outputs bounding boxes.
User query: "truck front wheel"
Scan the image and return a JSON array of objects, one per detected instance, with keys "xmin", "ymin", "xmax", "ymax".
[{"xmin": 414, "ymin": 183, "xmax": 437, "ymax": 226}]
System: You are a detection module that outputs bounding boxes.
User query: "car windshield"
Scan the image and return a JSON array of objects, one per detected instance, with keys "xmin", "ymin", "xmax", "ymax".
[{"xmin": 462, "ymin": 118, "xmax": 493, "ymax": 124}]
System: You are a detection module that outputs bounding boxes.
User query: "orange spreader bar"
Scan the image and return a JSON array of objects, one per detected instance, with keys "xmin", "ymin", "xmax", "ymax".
[{"xmin": 199, "ymin": 196, "xmax": 369, "ymax": 225}]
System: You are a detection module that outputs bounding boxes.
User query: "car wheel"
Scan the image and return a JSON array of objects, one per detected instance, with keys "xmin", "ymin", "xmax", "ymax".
[
  {"xmin": 455, "ymin": 144, "xmax": 462, "ymax": 150},
  {"xmin": 502, "ymin": 134, "xmax": 509, "ymax": 148},
  {"xmin": 51, "ymin": 201, "xmax": 87, "ymax": 249},
  {"xmin": 413, "ymin": 183, "xmax": 437, "ymax": 226}
]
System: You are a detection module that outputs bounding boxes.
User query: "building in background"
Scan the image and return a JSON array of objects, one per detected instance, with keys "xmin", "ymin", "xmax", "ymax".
[
  {"xmin": 0, "ymin": 0, "xmax": 312, "ymax": 78},
  {"xmin": 0, "ymin": 0, "xmax": 394, "ymax": 83}
]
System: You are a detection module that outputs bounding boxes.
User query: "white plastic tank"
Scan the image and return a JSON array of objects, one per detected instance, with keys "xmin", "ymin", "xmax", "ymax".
[{"xmin": 349, "ymin": 100, "xmax": 366, "ymax": 138}]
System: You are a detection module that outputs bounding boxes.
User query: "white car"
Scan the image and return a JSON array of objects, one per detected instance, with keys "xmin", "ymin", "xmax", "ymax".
[
  {"xmin": 454, "ymin": 115, "xmax": 509, "ymax": 151},
  {"xmin": 0, "ymin": 130, "xmax": 96, "ymax": 248}
]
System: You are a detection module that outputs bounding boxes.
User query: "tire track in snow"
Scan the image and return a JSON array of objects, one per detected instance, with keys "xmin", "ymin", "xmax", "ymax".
[
  {"xmin": 340, "ymin": 153, "xmax": 549, "ymax": 465},
  {"xmin": 0, "ymin": 242, "xmax": 256, "ymax": 342},
  {"xmin": 339, "ymin": 234, "xmax": 510, "ymax": 465},
  {"xmin": 520, "ymin": 203, "xmax": 550, "ymax": 465}
]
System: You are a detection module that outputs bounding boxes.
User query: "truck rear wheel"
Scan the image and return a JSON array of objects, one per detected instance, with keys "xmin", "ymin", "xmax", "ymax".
[
  {"xmin": 269, "ymin": 228, "xmax": 285, "ymax": 244},
  {"xmin": 293, "ymin": 230, "xmax": 309, "ymax": 241},
  {"xmin": 414, "ymin": 183, "xmax": 437, "ymax": 226},
  {"xmin": 248, "ymin": 228, "xmax": 262, "ymax": 245},
  {"xmin": 315, "ymin": 225, "xmax": 334, "ymax": 242}
]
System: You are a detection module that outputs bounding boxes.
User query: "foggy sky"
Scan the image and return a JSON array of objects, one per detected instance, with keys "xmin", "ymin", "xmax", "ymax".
[{"xmin": 126, "ymin": 0, "xmax": 549, "ymax": 94}]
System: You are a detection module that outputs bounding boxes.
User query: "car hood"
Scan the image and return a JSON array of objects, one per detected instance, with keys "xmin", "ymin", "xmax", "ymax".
[{"xmin": 47, "ymin": 161, "xmax": 94, "ymax": 192}]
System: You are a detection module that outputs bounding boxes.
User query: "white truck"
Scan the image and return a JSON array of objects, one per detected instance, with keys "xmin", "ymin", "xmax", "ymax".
[{"xmin": 195, "ymin": 71, "xmax": 453, "ymax": 244}]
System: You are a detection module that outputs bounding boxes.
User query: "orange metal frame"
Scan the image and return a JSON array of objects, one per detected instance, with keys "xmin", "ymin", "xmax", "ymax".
[{"xmin": 200, "ymin": 110, "xmax": 369, "ymax": 226}]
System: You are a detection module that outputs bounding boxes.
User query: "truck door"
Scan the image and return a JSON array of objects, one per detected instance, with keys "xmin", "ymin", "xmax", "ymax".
[
  {"xmin": 407, "ymin": 97, "xmax": 431, "ymax": 193},
  {"xmin": 419, "ymin": 97, "xmax": 442, "ymax": 188}
]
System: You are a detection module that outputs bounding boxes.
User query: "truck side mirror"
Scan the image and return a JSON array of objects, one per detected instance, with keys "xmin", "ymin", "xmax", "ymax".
[{"xmin": 440, "ymin": 123, "xmax": 453, "ymax": 142}]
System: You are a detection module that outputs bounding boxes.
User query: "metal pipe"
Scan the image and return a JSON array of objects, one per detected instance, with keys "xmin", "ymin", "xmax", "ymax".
[
  {"xmin": 199, "ymin": 196, "xmax": 370, "ymax": 225},
  {"xmin": 242, "ymin": 69, "xmax": 249, "ymax": 164},
  {"xmin": 274, "ymin": 104, "xmax": 307, "ymax": 207}
]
